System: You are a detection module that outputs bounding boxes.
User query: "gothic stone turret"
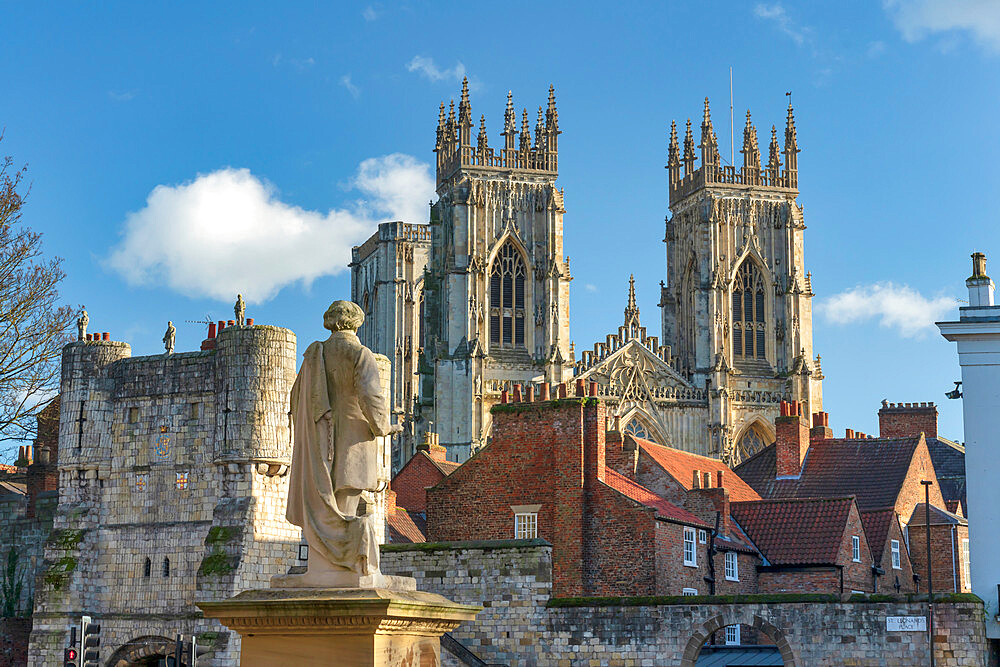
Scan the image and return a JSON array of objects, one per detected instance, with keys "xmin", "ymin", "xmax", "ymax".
[
  {"xmin": 424, "ymin": 79, "xmax": 572, "ymax": 461},
  {"xmin": 661, "ymin": 98, "xmax": 821, "ymax": 464}
]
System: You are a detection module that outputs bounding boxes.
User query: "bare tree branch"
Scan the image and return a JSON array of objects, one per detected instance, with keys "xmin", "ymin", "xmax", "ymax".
[{"xmin": 0, "ymin": 135, "xmax": 73, "ymax": 458}]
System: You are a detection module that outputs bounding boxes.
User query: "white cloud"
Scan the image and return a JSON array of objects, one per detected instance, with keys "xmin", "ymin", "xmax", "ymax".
[
  {"xmin": 340, "ymin": 74, "xmax": 360, "ymax": 99},
  {"xmin": 362, "ymin": 6, "xmax": 378, "ymax": 21},
  {"xmin": 585, "ymin": 284, "xmax": 598, "ymax": 293},
  {"xmin": 754, "ymin": 4, "xmax": 809, "ymax": 45},
  {"xmin": 883, "ymin": 0, "xmax": 1000, "ymax": 52},
  {"xmin": 867, "ymin": 40, "xmax": 887, "ymax": 57},
  {"xmin": 106, "ymin": 154, "xmax": 434, "ymax": 303},
  {"xmin": 108, "ymin": 90, "xmax": 137, "ymax": 102},
  {"xmin": 818, "ymin": 282, "xmax": 956, "ymax": 338},
  {"xmin": 406, "ymin": 55, "xmax": 467, "ymax": 84}
]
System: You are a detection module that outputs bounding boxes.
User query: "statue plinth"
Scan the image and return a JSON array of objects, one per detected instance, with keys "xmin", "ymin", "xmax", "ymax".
[{"xmin": 198, "ymin": 588, "xmax": 480, "ymax": 667}]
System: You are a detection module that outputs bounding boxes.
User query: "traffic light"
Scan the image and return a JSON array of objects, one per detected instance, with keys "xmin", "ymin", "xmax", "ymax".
[
  {"xmin": 81, "ymin": 615, "xmax": 101, "ymax": 667},
  {"xmin": 165, "ymin": 634, "xmax": 202, "ymax": 667},
  {"xmin": 63, "ymin": 625, "xmax": 78, "ymax": 667}
]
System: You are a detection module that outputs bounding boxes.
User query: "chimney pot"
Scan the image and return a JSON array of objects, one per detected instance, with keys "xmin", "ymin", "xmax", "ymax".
[
  {"xmin": 103, "ymin": 332, "xmax": 110, "ymax": 341},
  {"xmin": 575, "ymin": 378, "xmax": 585, "ymax": 397},
  {"xmin": 526, "ymin": 385, "xmax": 536, "ymax": 402},
  {"xmin": 218, "ymin": 320, "xmax": 226, "ymax": 332},
  {"xmin": 716, "ymin": 470, "xmax": 724, "ymax": 488},
  {"xmin": 540, "ymin": 382, "xmax": 550, "ymax": 401},
  {"xmin": 589, "ymin": 381, "xmax": 598, "ymax": 397},
  {"xmin": 208, "ymin": 322, "xmax": 217, "ymax": 338},
  {"xmin": 512, "ymin": 385, "xmax": 522, "ymax": 402},
  {"xmin": 501, "ymin": 389, "xmax": 509, "ymax": 404},
  {"xmin": 246, "ymin": 317, "xmax": 254, "ymax": 326},
  {"xmin": 692, "ymin": 469, "xmax": 702, "ymax": 489},
  {"xmin": 558, "ymin": 383, "xmax": 568, "ymax": 399}
]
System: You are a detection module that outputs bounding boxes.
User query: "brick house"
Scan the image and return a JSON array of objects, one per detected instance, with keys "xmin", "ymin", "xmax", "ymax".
[
  {"xmin": 906, "ymin": 503, "xmax": 971, "ymax": 594},
  {"xmin": 735, "ymin": 401, "xmax": 946, "ymax": 525},
  {"xmin": 860, "ymin": 508, "xmax": 915, "ymax": 594},
  {"xmin": 425, "ymin": 384, "xmax": 761, "ymax": 597},
  {"xmin": 385, "ymin": 488, "xmax": 427, "ymax": 544},
  {"xmin": 390, "ymin": 433, "xmax": 460, "ymax": 514},
  {"xmin": 877, "ymin": 401, "xmax": 966, "ymax": 516},
  {"xmin": 731, "ymin": 496, "xmax": 876, "ymax": 595}
]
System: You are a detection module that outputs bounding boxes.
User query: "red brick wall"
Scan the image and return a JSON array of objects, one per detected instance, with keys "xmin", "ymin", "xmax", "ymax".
[
  {"xmin": 908, "ymin": 523, "xmax": 967, "ymax": 593},
  {"xmin": 839, "ymin": 502, "xmax": 875, "ymax": 593},
  {"xmin": 584, "ymin": 484, "xmax": 657, "ymax": 595},
  {"xmin": 876, "ymin": 518, "xmax": 915, "ymax": 594},
  {"xmin": 879, "ymin": 403, "xmax": 938, "ymax": 439},
  {"xmin": 775, "ymin": 402, "xmax": 808, "ymax": 477},
  {"xmin": 653, "ymin": 521, "xmax": 759, "ymax": 596},
  {"xmin": 758, "ymin": 568, "xmax": 841, "ymax": 594},
  {"xmin": 390, "ymin": 452, "xmax": 445, "ymax": 512},
  {"xmin": 895, "ymin": 439, "xmax": 946, "ymax": 521}
]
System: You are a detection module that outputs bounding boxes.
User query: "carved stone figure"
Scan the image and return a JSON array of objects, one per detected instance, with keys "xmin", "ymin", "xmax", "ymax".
[
  {"xmin": 235, "ymin": 294, "xmax": 246, "ymax": 326},
  {"xmin": 278, "ymin": 300, "xmax": 405, "ymax": 589},
  {"xmin": 163, "ymin": 321, "xmax": 175, "ymax": 355},
  {"xmin": 77, "ymin": 308, "xmax": 89, "ymax": 341}
]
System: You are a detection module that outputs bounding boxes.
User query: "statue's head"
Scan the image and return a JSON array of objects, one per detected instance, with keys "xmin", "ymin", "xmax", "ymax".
[{"xmin": 324, "ymin": 300, "xmax": 364, "ymax": 333}]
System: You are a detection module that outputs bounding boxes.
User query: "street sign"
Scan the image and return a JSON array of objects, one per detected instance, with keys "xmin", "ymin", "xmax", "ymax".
[{"xmin": 886, "ymin": 616, "xmax": 927, "ymax": 631}]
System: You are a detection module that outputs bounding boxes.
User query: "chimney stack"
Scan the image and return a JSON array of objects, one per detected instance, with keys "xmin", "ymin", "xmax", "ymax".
[
  {"xmin": 810, "ymin": 411, "xmax": 832, "ymax": 443},
  {"xmin": 775, "ymin": 400, "xmax": 809, "ymax": 478},
  {"xmin": 878, "ymin": 401, "xmax": 938, "ymax": 440}
]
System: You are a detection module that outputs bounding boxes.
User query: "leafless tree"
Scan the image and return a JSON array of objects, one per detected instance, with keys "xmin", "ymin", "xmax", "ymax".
[{"xmin": 0, "ymin": 135, "xmax": 74, "ymax": 457}]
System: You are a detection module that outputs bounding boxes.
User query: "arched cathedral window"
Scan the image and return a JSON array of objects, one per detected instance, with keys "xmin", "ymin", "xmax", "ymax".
[
  {"xmin": 734, "ymin": 424, "xmax": 768, "ymax": 464},
  {"xmin": 489, "ymin": 243, "xmax": 526, "ymax": 348},
  {"xmin": 623, "ymin": 417, "xmax": 649, "ymax": 440},
  {"xmin": 732, "ymin": 261, "xmax": 766, "ymax": 360}
]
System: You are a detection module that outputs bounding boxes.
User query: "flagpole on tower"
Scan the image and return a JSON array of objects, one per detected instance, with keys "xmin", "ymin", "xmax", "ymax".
[{"xmin": 729, "ymin": 67, "xmax": 735, "ymax": 167}]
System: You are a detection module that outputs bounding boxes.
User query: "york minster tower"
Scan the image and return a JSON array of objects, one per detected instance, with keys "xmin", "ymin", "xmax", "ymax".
[
  {"xmin": 661, "ymin": 99, "xmax": 823, "ymax": 462},
  {"xmin": 421, "ymin": 80, "xmax": 573, "ymax": 460}
]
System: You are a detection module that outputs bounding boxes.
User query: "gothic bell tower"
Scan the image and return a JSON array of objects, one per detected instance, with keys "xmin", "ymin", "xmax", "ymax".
[
  {"xmin": 421, "ymin": 79, "xmax": 573, "ymax": 461},
  {"xmin": 660, "ymin": 98, "xmax": 823, "ymax": 464}
]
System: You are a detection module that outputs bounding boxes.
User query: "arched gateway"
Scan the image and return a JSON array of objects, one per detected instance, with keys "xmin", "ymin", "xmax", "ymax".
[
  {"xmin": 680, "ymin": 614, "xmax": 796, "ymax": 666},
  {"xmin": 105, "ymin": 635, "xmax": 175, "ymax": 666}
]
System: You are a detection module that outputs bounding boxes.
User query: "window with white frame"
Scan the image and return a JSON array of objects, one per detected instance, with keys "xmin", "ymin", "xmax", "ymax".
[
  {"xmin": 683, "ymin": 527, "xmax": 697, "ymax": 567},
  {"xmin": 698, "ymin": 529, "xmax": 707, "ymax": 544},
  {"xmin": 725, "ymin": 625, "xmax": 740, "ymax": 646},
  {"xmin": 514, "ymin": 513, "xmax": 537, "ymax": 539},
  {"xmin": 682, "ymin": 588, "xmax": 698, "ymax": 596},
  {"xmin": 961, "ymin": 538, "xmax": 971, "ymax": 590},
  {"xmin": 725, "ymin": 551, "xmax": 739, "ymax": 581},
  {"xmin": 891, "ymin": 539, "xmax": 901, "ymax": 570},
  {"xmin": 851, "ymin": 535, "xmax": 861, "ymax": 562}
]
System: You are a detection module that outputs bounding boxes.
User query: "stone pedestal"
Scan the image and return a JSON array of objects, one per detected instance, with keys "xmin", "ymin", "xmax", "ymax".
[{"xmin": 198, "ymin": 588, "xmax": 480, "ymax": 667}]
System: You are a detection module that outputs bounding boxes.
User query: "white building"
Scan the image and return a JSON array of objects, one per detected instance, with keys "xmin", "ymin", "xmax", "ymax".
[{"xmin": 937, "ymin": 251, "xmax": 1000, "ymax": 642}]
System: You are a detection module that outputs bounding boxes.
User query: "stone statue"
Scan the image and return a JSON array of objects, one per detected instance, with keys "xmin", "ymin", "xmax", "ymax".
[
  {"xmin": 163, "ymin": 321, "xmax": 175, "ymax": 355},
  {"xmin": 77, "ymin": 308, "xmax": 89, "ymax": 341},
  {"xmin": 278, "ymin": 300, "xmax": 407, "ymax": 589},
  {"xmin": 235, "ymin": 293, "xmax": 246, "ymax": 326}
]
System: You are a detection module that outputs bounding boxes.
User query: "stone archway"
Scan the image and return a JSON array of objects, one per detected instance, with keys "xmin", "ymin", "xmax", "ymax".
[
  {"xmin": 679, "ymin": 614, "xmax": 797, "ymax": 666},
  {"xmin": 105, "ymin": 635, "xmax": 175, "ymax": 666}
]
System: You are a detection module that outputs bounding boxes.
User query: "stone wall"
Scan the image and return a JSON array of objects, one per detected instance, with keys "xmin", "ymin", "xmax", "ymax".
[
  {"xmin": 28, "ymin": 326, "xmax": 303, "ymax": 666},
  {"xmin": 381, "ymin": 540, "xmax": 988, "ymax": 667}
]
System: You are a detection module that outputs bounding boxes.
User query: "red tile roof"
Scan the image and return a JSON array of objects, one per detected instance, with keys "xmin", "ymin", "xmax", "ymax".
[
  {"xmin": 907, "ymin": 503, "xmax": 967, "ymax": 527},
  {"xmin": 859, "ymin": 508, "xmax": 896, "ymax": 566},
  {"xmin": 734, "ymin": 437, "xmax": 925, "ymax": 511},
  {"xmin": 387, "ymin": 508, "xmax": 427, "ymax": 543},
  {"xmin": 603, "ymin": 468, "xmax": 709, "ymax": 527},
  {"xmin": 631, "ymin": 436, "xmax": 761, "ymax": 502},
  {"xmin": 731, "ymin": 497, "xmax": 856, "ymax": 566}
]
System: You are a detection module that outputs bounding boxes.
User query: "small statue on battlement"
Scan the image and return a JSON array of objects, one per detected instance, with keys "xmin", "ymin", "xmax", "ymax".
[
  {"xmin": 77, "ymin": 307, "xmax": 89, "ymax": 341},
  {"xmin": 163, "ymin": 321, "xmax": 175, "ymax": 355},
  {"xmin": 277, "ymin": 300, "xmax": 406, "ymax": 589},
  {"xmin": 235, "ymin": 293, "xmax": 246, "ymax": 326}
]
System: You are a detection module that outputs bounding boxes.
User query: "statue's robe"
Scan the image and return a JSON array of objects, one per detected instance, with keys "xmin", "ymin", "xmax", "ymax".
[{"xmin": 286, "ymin": 331, "xmax": 392, "ymax": 575}]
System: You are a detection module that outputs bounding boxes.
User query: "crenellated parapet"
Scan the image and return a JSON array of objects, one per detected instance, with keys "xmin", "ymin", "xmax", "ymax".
[
  {"xmin": 435, "ymin": 78, "xmax": 559, "ymax": 185},
  {"xmin": 667, "ymin": 98, "xmax": 799, "ymax": 205}
]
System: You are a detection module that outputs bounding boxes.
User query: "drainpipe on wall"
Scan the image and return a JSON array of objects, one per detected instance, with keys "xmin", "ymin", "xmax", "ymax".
[
  {"xmin": 705, "ymin": 511, "xmax": 720, "ymax": 596},
  {"xmin": 951, "ymin": 525, "xmax": 957, "ymax": 593}
]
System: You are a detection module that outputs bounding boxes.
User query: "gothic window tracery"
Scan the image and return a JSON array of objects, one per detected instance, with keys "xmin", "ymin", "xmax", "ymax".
[
  {"xmin": 489, "ymin": 243, "xmax": 526, "ymax": 348},
  {"xmin": 734, "ymin": 424, "xmax": 767, "ymax": 464},
  {"xmin": 623, "ymin": 417, "xmax": 649, "ymax": 440},
  {"xmin": 732, "ymin": 261, "xmax": 766, "ymax": 360}
]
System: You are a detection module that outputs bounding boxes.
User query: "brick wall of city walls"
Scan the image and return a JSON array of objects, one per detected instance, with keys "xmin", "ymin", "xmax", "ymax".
[
  {"xmin": 908, "ymin": 523, "xmax": 969, "ymax": 594},
  {"xmin": 380, "ymin": 540, "xmax": 553, "ymax": 666},
  {"xmin": 380, "ymin": 542, "xmax": 986, "ymax": 666}
]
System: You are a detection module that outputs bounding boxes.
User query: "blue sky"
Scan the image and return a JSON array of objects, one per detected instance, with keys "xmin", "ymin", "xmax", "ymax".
[{"xmin": 2, "ymin": 1, "xmax": 998, "ymax": 454}]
